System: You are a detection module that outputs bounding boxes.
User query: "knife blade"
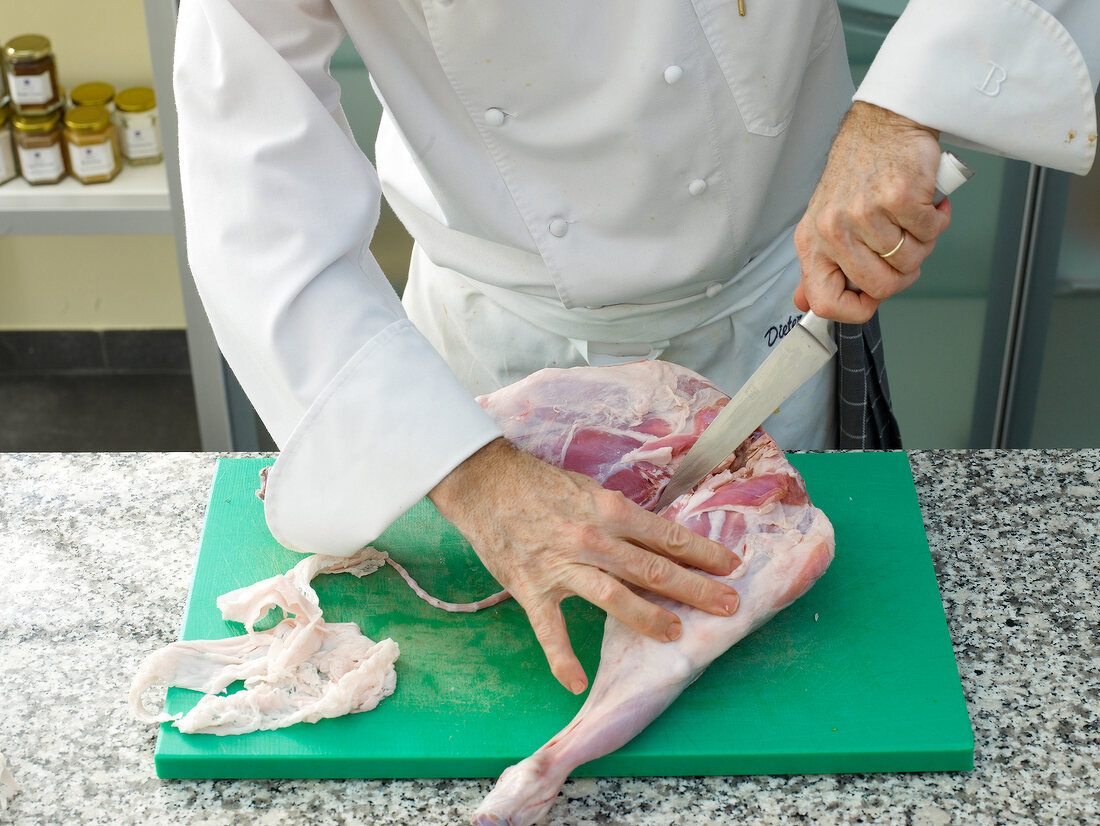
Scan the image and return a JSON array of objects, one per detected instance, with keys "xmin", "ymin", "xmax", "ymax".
[{"xmin": 653, "ymin": 151, "xmax": 974, "ymax": 510}]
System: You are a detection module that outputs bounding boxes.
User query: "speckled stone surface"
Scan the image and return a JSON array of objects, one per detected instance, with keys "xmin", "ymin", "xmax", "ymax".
[{"xmin": 0, "ymin": 451, "xmax": 1097, "ymax": 825}]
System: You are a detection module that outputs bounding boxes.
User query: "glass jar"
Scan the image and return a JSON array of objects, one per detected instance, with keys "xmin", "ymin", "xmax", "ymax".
[
  {"xmin": 11, "ymin": 109, "xmax": 66, "ymax": 184},
  {"xmin": 0, "ymin": 108, "xmax": 16, "ymax": 186},
  {"xmin": 63, "ymin": 104, "xmax": 121, "ymax": 184},
  {"xmin": 3, "ymin": 35, "xmax": 61, "ymax": 113},
  {"xmin": 114, "ymin": 86, "xmax": 162, "ymax": 165},
  {"xmin": 71, "ymin": 81, "xmax": 115, "ymax": 112}
]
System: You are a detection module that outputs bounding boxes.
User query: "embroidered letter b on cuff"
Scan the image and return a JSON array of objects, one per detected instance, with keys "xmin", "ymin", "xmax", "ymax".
[{"xmin": 977, "ymin": 62, "xmax": 1007, "ymax": 97}]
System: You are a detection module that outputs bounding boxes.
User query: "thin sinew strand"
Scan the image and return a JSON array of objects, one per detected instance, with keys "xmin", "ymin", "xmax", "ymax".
[{"xmin": 385, "ymin": 557, "xmax": 511, "ymax": 613}]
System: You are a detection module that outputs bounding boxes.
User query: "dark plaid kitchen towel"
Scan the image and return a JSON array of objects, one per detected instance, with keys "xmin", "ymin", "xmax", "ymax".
[{"xmin": 835, "ymin": 312, "xmax": 902, "ymax": 450}]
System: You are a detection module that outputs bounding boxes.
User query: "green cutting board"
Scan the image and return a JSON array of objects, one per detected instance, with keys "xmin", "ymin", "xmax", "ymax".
[{"xmin": 154, "ymin": 452, "xmax": 973, "ymax": 779}]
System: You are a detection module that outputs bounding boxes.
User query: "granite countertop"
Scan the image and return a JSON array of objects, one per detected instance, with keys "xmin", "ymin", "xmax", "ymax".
[{"xmin": 0, "ymin": 451, "xmax": 1097, "ymax": 825}]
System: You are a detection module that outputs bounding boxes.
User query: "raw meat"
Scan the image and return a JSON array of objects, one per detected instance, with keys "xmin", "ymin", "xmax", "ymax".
[
  {"xmin": 130, "ymin": 549, "xmax": 400, "ymax": 735},
  {"xmin": 470, "ymin": 361, "xmax": 835, "ymax": 826},
  {"xmin": 131, "ymin": 357, "xmax": 832, "ymax": 801},
  {"xmin": 0, "ymin": 752, "xmax": 17, "ymax": 811},
  {"xmin": 477, "ymin": 360, "xmax": 729, "ymax": 511},
  {"xmin": 130, "ymin": 546, "xmax": 508, "ymax": 735}
]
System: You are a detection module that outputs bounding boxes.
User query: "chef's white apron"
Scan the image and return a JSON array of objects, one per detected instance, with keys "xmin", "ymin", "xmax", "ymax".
[{"xmin": 402, "ymin": 225, "xmax": 836, "ymax": 450}]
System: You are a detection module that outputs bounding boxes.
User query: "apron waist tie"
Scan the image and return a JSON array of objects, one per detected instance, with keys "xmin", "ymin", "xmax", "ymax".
[{"xmin": 457, "ymin": 224, "xmax": 799, "ymax": 365}]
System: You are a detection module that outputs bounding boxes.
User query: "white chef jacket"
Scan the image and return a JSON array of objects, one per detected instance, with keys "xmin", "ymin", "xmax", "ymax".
[{"xmin": 173, "ymin": 0, "xmax": 1099, "ymax": 557}]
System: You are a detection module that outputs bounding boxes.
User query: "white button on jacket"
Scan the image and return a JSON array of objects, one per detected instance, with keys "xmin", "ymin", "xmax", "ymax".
[{"xmin": 174, "ymin": 0, "xmax": 1099, "ymax": 557}]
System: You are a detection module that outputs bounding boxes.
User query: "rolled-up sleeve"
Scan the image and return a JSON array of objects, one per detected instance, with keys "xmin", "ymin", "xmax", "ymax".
[
  {"xmin": 174, "ymin": 0, "xmax": 502, "ymax": 556},
  {"xmin": 854, "ymin": 0, "xmax": 1099, "ymax": 175}
]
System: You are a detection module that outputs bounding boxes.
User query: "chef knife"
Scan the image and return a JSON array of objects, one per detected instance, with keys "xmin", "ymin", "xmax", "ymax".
[{"xmin": 653, "ymin": 151, "xmax": 974, "ymax": 510}]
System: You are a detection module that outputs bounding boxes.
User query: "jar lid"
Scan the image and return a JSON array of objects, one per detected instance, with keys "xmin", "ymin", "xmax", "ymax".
[
  {"xmin": 65, "ymin": 104, "xmax": 112, "ymax": 131},
  {"xmin": 4, "ymin": 35, "xmax": 52, "ymax": 61},
  {"xmin": 12, "ymin": 110, "xmax": 61, "ymax": 132},
  {"xmin": 115, "ymin": 87, "xmax": 156, "ymax": 113},
  {"xmin": 71, "ymin": 82, "xmax": 115, "ymax": 107}
]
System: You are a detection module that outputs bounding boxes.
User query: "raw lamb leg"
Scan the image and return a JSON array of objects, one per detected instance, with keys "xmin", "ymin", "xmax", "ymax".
[
  {"xmin": 471, "ymin": 362, "xmax": 835, "ymax": 826},
  {"xmin": 476, "ymin": 360, "xmax": 728, "ymax": 511}
]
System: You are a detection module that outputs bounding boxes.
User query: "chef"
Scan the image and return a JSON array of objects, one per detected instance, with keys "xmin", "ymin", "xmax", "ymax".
[{"xmin": 174, "ymin": 0, "xmax": 1098, "ymax": 693}]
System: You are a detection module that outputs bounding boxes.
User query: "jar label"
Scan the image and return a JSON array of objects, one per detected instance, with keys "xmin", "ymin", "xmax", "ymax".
[
  {"xmin": 69, "ymin": 141, "xmax": 117, "ymax": 178},
  {"xmin": 0, "ymin": 134, "xmax": 15, "ymax": 183},
  {"xmin": 121, "ymin": 125, "xmax": 161, "ymax": 159},
  {"xmin": 16, "ymin": 142, "xmax": 64, "ymax": 182},
  {"xmin": 6, "ymin": 70, "xmax": 53, "ymax": 106}
]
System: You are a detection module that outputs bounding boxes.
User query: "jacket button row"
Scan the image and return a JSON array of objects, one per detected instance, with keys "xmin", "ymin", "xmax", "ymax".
[{"xmin": 663, "ymin": 67, "xmax": 708, "ymax": 198}]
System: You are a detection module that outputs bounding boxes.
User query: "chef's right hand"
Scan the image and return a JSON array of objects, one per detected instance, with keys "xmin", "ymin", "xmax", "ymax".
[
  {"xmin": 793, "ymin": 101, "xmax": 948, "ymax": 322},
  {"xmin": 428, "ymin": 437, "xmax": 741, "ymax": 694}
]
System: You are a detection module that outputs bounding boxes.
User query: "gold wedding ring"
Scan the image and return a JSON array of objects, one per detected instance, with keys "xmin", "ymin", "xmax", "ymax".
[{"xmin": 881, "ymin": 231, "xmax": 906, "ymax": 260}]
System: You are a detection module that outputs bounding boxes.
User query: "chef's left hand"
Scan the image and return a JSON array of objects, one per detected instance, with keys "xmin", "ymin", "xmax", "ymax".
[{"xmin": 793, "ymin": 101, "xmax": 951, "ymax": 323}]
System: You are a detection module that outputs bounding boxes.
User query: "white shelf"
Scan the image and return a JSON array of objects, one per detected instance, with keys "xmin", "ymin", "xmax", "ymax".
[{"xmin": 0, "ymin": 160, "xmax": 172, "ymax": 235}]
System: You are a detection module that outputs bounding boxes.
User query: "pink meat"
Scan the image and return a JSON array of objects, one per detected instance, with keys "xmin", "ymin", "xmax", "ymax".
[
  {"xmin": 472, "ymin": 361, "xmax": 835, "ymax": 826},
  {"xmin": 478, "ymin": 360, "xmax": 728, "ymax": 511}
]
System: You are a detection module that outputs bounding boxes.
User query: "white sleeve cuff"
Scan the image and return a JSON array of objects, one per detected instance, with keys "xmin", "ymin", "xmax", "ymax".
[
  {"xmin": 262, "ymin": 319, "xmax": 504, "ymax": 556},
  {"xmin": 855, "ymin": 0, "xmax": 1097, "ymax": 175}
]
